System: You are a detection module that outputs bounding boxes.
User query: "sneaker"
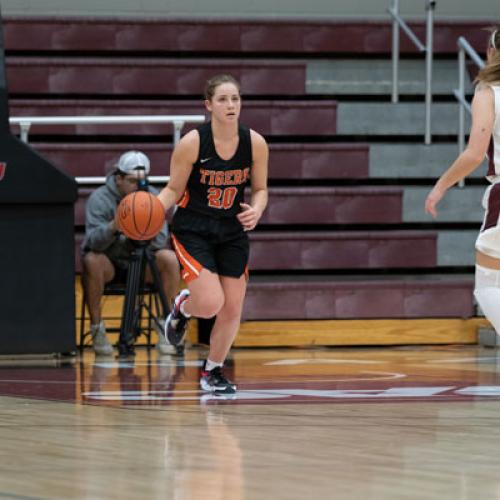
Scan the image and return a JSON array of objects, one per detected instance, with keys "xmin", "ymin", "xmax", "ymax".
[
  {"xmin": 155, "ymin": 319, "xmax": 176, "ymax": 355},
  {"xmin": 165, "ymin": 289, "xmax": 190, "ymax": 346},
  {"xmin": 90, "ymin": 321, "xmax": 114, "ymax": 356},
  {"xmin": 200, "ymin": 365, "xmax": 237, "ymax": 394}
]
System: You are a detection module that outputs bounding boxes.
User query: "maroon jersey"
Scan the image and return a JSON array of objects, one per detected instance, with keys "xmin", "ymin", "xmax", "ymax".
[{"xmin": 177, "ymin": 121, "xmax": 252, "ymax": 218}]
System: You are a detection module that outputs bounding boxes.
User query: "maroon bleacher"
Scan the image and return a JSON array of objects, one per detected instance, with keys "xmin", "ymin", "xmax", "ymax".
[
  {"xmin": 267, "ymin": 144, "xmax": 369, "ymax": 179},
  {"xmin": 9, "ymin": 99, "xmax": 337, "ymax": 137},
  {"xmin": 260, "ymin": 187, "xmax": 402, "ymax": 224},
  {"xmin": 75, "ymin": 186, "xmax": 399, "ymax": 227},
  {"xmin": 249, "ymin": 231, "xmax": 436, "ymax": 270},
  {"xmin": 73, "ymin": 229, "xmax": 436, "ymax": 273},
  {"xmin": 6, "ymin": 58, "xmax": 305, "ymax": 95},
  {"xmin": 243, "ymin": 277, "xmax": 474, "ymax": 320},
  {"xmin": 4, "ymin": 16, "xmax": 477, "ymax": 323},
  {"xmin": 4, "ymin": 17, "xmax": 489, "ymax": 55},
  {"xmin": 44, "ymin": 143, "xmax": 366, "ymax": 179}
]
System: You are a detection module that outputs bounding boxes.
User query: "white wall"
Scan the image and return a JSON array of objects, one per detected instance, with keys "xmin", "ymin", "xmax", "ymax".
[{"xmin": 0, "ymin": 0, "xmax": 498, "ymax": 20}]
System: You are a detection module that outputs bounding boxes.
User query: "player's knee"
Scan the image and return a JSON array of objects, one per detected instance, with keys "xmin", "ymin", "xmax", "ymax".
[
  {"xmin": 193, "ymin": 294, "xmax": 224, "ymax": 318},
  {"xmin": 218, "ymin": 301, "xmax": 243, "ymax": 322}
]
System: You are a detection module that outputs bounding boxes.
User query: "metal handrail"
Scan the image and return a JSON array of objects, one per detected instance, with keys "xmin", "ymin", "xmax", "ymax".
[
  {"xmin": 8, "ymin": 113, "xmax": 205, "ymax": 186},
  {"xmin": 8, "ymin": 114, "xmax": 206, "ymax": 145},
  {"xmin": 389, "ymin": 0, "xmax": 436, "ymax": 144},
  {"xmin": 75, "ymin": 175, "xmax": 170, "ymax": 185}
]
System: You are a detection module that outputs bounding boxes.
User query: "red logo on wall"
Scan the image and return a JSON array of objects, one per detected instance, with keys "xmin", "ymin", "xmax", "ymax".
[{"xmin": 0, "ymin": 162, "xmax": 6, "ymax": 181}]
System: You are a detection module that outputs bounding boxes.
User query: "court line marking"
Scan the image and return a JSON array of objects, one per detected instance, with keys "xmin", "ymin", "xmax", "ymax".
[
  {"xmin": 0, "ymin": 371, "xmax": 406, "ymax": 386},
  {"xmin": 425, "ymin": 357, "xmax": 500, "ymax": 364},
  {"xmin": 82, "ymin": 385, "xmax": 455, "ymax": 401},
  {"xmin": 241, "ymin": 371, "xmax": 407, "ymax": 383},
  {"xmin": 265, "ymin": 359, "xmax": 384, "ymax": 366},
  {"xmin": 93, "ymin": 360, "xmax": 204, "ymax": 368},
  {"xmin": 0, "ymin": 493, "xmax": 43, "ymax": 500}
]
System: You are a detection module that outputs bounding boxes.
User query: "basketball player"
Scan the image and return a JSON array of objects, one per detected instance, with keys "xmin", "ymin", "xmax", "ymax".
[
  {"xmin": 82, "ymin": 151, "xmax": 180, "ymax": 355},
  {"xmin": 425, "ymin": 28, "xmax": 500, "ymax": 335},
  {"xmin": 158, "ymin": 74, "xmax": 269, "ymax": 394}
]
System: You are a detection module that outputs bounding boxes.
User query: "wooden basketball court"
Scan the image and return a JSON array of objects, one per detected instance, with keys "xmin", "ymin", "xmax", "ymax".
[{"xmin": 1, "ymin": 343, "xmax": 500, "ymax": 499}]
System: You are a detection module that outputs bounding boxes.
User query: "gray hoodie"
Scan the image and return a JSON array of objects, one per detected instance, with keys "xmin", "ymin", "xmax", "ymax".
[{"xmin": 82, "ymin": 175, "xmax": 169, "ymax": 269}]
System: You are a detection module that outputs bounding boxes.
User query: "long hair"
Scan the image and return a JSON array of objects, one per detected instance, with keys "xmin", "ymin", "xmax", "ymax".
[{"xmin": 475, "ymin": 28, "xmax": 500, "ymax": 85}]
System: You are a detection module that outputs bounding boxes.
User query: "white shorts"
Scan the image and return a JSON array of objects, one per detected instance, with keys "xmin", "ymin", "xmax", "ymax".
[{"xmin": 475, "ymin": 183, "xmax": 500, "ymax": 259}]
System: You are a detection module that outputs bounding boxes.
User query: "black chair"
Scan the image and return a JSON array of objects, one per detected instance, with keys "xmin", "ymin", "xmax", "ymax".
[{"xmin": 79, "ymin": 278, "xmax": 163, "ymax": 350}]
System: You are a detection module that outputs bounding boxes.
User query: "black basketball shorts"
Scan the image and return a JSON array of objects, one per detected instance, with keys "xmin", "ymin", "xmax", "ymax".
[{"xmin": 171, "ymin": 208, "xmax": 249, "ymax": 283}]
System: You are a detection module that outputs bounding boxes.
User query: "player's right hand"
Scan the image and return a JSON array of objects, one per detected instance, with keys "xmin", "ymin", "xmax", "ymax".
[{"xmin": 425, "ymin": 186, "xmax": 445, "ymax": 218}]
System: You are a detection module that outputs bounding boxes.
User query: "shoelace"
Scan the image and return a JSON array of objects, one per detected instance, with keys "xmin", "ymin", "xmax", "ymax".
[{"xmin": 172, "ymin": 297, "xmax": 187, "ymax": 321}]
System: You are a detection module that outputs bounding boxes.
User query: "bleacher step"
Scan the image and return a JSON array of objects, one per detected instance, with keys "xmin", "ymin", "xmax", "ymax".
[
  {"xmin": 10, "ymin": 99, "xmax": 337, "ymax": 137},
  {"xmin": 4, "ymin": 17, "xmax": 487, "ymax": 56},
  {"xmin": 249, "ymin": 231, "xmax": 436, "ymax": 270},
  {"xmin": 7, "ymin": 57, "xmax": 305, "ymax": 95},
  {"xmin": 369, "ymin": 143, "xmax": 486, "ymax": 179},
  {"xmin": 307, "ymin": 59, "xmax": 472, "ymax": 96},
  {"xmin": 31, "ymin": 142, "xmax": 367, "ymax": 179},
  {"xmin": 75, "ymin": 186, "xmax": 403, "ymax": 227},
  {"xmin": 337, "ymin": 102, "xmax": 471, "ymax": 136},
  {"xmin": 243, "ymin": 274, "xmax": 474, "ymax": 320}
]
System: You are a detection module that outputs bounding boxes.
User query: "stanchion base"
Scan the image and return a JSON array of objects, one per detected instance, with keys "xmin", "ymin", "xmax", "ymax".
[
  {"xmin": 117, "ymin": 343, "xmax": 136, "ymax": 358},
  {"xmin": 478, "ymin": 327, "xmax": 499, "ymax": 348}
]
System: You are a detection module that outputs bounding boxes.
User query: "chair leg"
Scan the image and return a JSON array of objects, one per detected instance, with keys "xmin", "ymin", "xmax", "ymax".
[
  {"xmin": 142, "ymin": 291, "xmax": 154, "ymax": 348},
  {"xmin": 79, "ymin": 286, "xmax": 88, "ymax": 351},
  {"xmin": 138, "ymin": 290, "xmax": 160, "ymax": 348},
  {"xmin": 144, "ymin": 292, "xmax": 151, "ymax": 348}
]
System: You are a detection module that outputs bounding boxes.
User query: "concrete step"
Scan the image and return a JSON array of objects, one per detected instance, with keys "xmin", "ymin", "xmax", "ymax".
[
  {"xmin": 307, "ymin": 59, "xmax": 472, "ymax": 96},
  {"xmin": 437, "ymin": 230, "xmax": 478, "ymax": 267},
  {"xmin": 337, "ymin": 102, "xmax": 471, "ymax": 136},
  {"xmin": 369, "ymin": 143, "xmax": 487, "ymax": 179},
  {"xmin": 403, "ymin": 186, "xmax": 485, "ymax": 223}
]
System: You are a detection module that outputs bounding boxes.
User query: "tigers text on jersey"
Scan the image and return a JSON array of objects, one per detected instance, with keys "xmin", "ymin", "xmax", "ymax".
[{"xmin": 177, "ymin": 121, "xmax": 252, "ymax": 218}]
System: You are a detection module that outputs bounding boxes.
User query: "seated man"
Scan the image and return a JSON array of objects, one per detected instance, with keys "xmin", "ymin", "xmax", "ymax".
[{"xmin": 81, "ymin": 150, "xmax": 180, "ymax": 355}]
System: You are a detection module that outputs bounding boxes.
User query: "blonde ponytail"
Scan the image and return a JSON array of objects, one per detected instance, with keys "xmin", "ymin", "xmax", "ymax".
[{"xmin": 475, "ymin": 28, "xmax": 500, "ymax": 85}]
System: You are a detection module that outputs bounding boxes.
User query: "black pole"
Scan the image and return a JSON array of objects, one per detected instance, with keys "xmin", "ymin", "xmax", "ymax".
[
  {"xmin": 0, "ymin": 5, "xmax": 11, "ymax": 134},
  {"xmin": 116, "ymin": 168, "xmax": 174, "ymax": 357}
]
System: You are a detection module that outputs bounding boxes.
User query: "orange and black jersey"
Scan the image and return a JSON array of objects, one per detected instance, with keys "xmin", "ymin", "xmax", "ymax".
[{"xmin": 177, "ymin": 121, "xmax": 252, "ymax": 218}]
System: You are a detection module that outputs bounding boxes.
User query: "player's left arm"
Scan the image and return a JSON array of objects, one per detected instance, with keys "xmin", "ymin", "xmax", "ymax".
[
  {"xmin": 425, "ymin": 84, "xmax": 494, "ymax": 217},
  {"xmin": 238, "ymin": 130, "xmax": 269, "ymax": 231}
]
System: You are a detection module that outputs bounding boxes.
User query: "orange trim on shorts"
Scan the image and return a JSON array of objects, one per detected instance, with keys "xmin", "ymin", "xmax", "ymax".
[
  {"xmin": 177, "ymin": 189, "xmax": 190, "ymax": 208},
  {"xmin": 171, "ymin": 234, "xmax": 203, "ymax": 283}
]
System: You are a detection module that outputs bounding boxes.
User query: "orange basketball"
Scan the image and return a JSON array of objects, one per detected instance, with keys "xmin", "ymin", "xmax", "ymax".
[{"xmin": 116, "ymin": 191, "xmax": 165, "ymax": 241}]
